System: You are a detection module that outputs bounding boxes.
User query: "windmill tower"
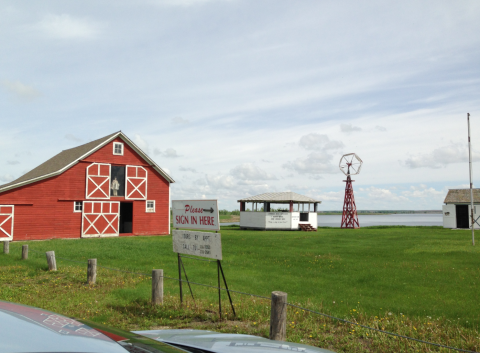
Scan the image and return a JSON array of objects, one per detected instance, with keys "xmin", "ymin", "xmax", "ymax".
[{"xmin": 339, "ymin": 153, "xmax": 363, "ymax": 228}]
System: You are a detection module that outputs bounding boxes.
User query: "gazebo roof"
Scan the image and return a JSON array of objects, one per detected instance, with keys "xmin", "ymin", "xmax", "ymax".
[
  {"xmin": 444, "ymin": 189, "xmax": 480, "ymax": 204},
  {"xmin": 238, "ymin": 192, "xmax": 321, "ymax": 204}
]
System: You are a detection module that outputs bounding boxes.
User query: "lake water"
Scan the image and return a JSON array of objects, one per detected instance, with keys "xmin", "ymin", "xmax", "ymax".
[
  {"xmin": 317, "ymin": 213, "xmax": 443, "ymax": 227},
  {"xmin": 221, "ymin": 213, "xmax": 443, "ymax": 227}
]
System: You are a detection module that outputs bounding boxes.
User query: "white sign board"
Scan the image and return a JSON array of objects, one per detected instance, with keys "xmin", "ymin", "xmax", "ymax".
[
  {"xmin": 172, "ymin": 230, "xmax": 222, "ymax": 260},
  {"xmin": 266, "ymin": 212, "xmax": 292, "ymax": 228},
  {"xmin": 172, "ymin": 199, "xmax": 220, "ymax": 231}
]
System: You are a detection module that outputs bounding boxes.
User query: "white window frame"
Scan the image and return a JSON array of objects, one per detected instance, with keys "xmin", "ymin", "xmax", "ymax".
[
  {"xmin": 146, "ymin": 200, "xmax": 155, "ymax": 213},
  {"xmin": 74, "ymin": 201, "xmax": 82, "ymax": 212},
  {"xmin": 113, "ymin": 142, "xmax": 124, "ymax": 156}
]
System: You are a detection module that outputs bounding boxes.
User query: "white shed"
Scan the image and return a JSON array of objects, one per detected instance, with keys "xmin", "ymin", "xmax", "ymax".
[
  {"xmin": 238, "ymin": 192, "xmax": 321, "ymax": 231},
  {"xmin": 443, "ymin": 189, "xmax": 480, "ymax": 229}
]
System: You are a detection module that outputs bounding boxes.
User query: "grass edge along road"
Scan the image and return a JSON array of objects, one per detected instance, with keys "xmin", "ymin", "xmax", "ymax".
[{"xmin": 1, "ymin": 226, "xmax": 479, "ymax": 353}]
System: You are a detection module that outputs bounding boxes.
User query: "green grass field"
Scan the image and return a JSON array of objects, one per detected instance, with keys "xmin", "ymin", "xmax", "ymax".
[{"xmin": 1, "ymin": 226, "xmax": 479, "ymax": 352}]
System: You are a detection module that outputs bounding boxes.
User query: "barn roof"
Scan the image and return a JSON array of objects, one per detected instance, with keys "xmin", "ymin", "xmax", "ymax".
[
  {"xmin": 0, "ymin": 131, "xmax": 175, "ymax": 193},
  {"xmin": 238, "ymin": 192, "xmax": 321, "ymax": 204},
  {"xmin": 444, "ymin": 189, "xmax": 480, "ymax": 204}
]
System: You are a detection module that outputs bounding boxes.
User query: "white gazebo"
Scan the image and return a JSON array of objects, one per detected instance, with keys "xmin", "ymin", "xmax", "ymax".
[{"xmin": 238, "ymin": 192, "xmax": 321, "ymax": 231}]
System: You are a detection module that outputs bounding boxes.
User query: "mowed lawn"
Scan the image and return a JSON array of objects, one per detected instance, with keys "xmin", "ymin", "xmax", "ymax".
[{"xmin": 1, "ymin": 226, "xmax": 479, "ymax": 329}]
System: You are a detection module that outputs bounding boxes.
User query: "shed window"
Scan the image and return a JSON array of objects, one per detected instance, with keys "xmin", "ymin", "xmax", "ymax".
[
  {"xmin": 113, "ymin": 142, "xmax": 124, "ymax": 155},
  {"xmin": 146, "ymin": 200, "xmax": 155, "ymax": 213},
  {"xmin": 74, "ymin": 202, "xmax": 82, "ymax": 212}
]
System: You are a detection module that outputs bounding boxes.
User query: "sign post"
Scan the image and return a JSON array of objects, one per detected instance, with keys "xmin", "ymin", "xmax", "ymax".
[{"xmin": 171, "ymin": 200, "xmax": 235, "ymax": 318}]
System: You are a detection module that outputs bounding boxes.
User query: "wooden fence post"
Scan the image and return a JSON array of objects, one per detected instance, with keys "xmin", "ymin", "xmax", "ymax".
[
  {"xmin": 270, "ymin": 291, "xmax": 287, "ymax": 341},
  {"xmin": 3, "ymin": 241, "xmax": 9, "ymax": 254},
  {"xmin": 46, "ymin": 251, "xmax": 57, "ymax": 271},
  {"xmin": 87, "ymin": 259, "xmax": 97, "ymax": 284},
  {"xmin": 152, "ymin": 269, "xmax": 164, "ymax": 305},
  {"xmin": 22, "ymin": 245, "xmax": 28, "ymax": 260}
]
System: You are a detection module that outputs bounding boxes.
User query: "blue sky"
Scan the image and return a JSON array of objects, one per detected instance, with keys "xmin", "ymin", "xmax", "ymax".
[{"xmin": 1, "ymin": 0, "xmax": 479, "ymax": 210}]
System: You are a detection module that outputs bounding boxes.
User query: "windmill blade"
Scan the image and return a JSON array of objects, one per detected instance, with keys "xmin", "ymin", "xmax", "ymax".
[{"xmin": 339, "ymin": 153, "xmax": 363, "ymax": 176}]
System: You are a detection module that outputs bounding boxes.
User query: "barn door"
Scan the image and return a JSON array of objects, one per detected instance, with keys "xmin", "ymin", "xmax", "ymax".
[
  {"xmin": 86, "ymin": 163, "xmax": 111, "ymax": 199},
  {"xmin": 0, "ymin": 205, "xmax": 14, "ymax": 241},
  {"xmin": 82, "ymin": 201, "xmax": 119, "ymax": 237},
  {"xmin": 125, "ymin": 166, "xmax": 147, "ymax": 200}
]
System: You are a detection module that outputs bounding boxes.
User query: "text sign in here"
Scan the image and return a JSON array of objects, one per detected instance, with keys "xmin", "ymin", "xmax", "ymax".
[{"xmin": 172, "ymin": 199, "xmax": 220, "ymax": 231}]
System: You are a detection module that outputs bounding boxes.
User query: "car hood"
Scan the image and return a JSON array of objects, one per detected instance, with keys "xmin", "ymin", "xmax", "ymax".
[
  {"xmin": 0, "ymin": 300, "xmax": 187, "ymax": 353},
  {"xmin": 0, "ymin": 300, "xmax": 127, "ymax": 353},
  {"xmin": 133, "ymin": 329, "xmax": 335, "ymax": 353}
]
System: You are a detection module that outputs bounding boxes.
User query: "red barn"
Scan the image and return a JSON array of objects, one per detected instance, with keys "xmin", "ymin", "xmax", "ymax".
[{"xmin": 0, "ymin": 132, "xmax": 175, "ymax": 242}]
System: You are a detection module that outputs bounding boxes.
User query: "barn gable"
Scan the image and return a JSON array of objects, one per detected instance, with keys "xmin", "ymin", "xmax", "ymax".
[
  {"xmin": 0, "ymin": 132, "xmax": 174, "ymax": 241},
  {"xmin": 0, "ymin": 131, "xmax": 174, "ymax": 194}
]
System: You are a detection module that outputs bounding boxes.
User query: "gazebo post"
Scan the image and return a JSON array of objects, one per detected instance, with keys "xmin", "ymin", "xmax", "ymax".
[{"xmin": 289, "ymin": 201, "xmax": 293, "ymax": 212}]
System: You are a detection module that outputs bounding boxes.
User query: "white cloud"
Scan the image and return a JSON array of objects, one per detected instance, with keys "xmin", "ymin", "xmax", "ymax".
[
  {"xmin": 299, "ymin": 133, "xmax": 344, "ymax": 151},
  {"xmin": 230, "ymin": 163, "xmax": 276, "ymax": 180},
  {"xmin": 7, "ymin": 161, "xmax": 19, "ymax": 165},
  {"xmin": 206, "ymin": 174, "xmax": 236, "ymax": 190},
  {"xmin": 283, "ymin": 151, "xmax": 337, "ymax": 175},
  {"xmin": 340, "ymin": 123, "xmax": 362, "ymax": 133},
  {"xmin": 318, "ymin": 191, "xmax": 344, "ymax": 202},
  {"xmin": 179, "ymin": 166, "xmax": 196, "ymax": 172},
  {"xmin": 65, "ymin": 134, "xmax": 82, "ymax": 142},
  {"xmin": 134, "ymin": 134, "xmax": 151, "ymax": 155},
  {"xmin": 162, "ymin": 167, "xmax": 171, "ymax": 176},
  {"xmin": 172, "ymin": 117, "xmax": 190, "ymax": 124},
  {"xmin": 155, "ymin": 148, "xmax": 181, "ymax": 158},
  {"xmin": 1, "ymin": 80, "xmax": 41, "ymax": 101},
  {"xmin": 299, "ymin": 133, "xmax": 329, "ymax": 150},
  {"xmin": 366, "ymin": 187, "xmax": 409, "ymax": 202},
  {"xmin": 402, "ymin": 185, "xmax": 445, "ymax": 199},
  {"xmin": 283, "ymin": 133, "xmax": 344, "ymax": 176},
  {"xmin": 150, "ymin": 0, "xmax": 232, "ymax": 7},
  {"xmin": 404, "ymin": 143, "xmax": 479, "ymax": 169},
  {"xmin": 375, "ymin": 125, "xmax": 387, "ymax": 132},
  {"xmin": 0, "ymin": 174, "xmax": 15, "ymax": 183},
  {"xmin": 36, "ymin": 14, "xmax": 101, "ymax": 39}
]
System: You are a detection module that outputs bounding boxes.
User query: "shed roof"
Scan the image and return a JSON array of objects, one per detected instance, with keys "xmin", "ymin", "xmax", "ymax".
[
  {"xmin": 238, "ymin": 192, "xmax": 321, "ymax": 204},
  {"xmin": 444, "ymin": 189, "xmax": 480, "ymax": 204},
  {"xmin": 0, "ymin": 131, "xmax": 175, "ymax": 193}
]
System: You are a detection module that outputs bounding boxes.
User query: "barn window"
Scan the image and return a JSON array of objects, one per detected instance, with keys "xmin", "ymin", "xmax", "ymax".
[
  {"xmin": 113, "ymin": 142, "xmax": 124, "ymax": 155},
  {"xmin": 110, "ymin": 166, "xmax": 126, "ymax": 197},
  {"xmin": 146, "ymin": 200, "xmax": 155, "ymax": 213},
  {"xmin": 74, "ymin": 202, "xmax": 82, "ymax": 212}
]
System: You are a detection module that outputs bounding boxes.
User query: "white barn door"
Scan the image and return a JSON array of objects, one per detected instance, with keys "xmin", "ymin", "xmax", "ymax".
[
  {"xmin": 125, "ymin": 166, "xmax": 147, "ymax": 200},
  {"xmin": 86, "ymin": 163, "xmax": 111, "ymax": 199},
  {"xmin": 82, "ymin": 201, "xmax": 119, "ymax": 237},
  {"xmin": 0, "ymin": 205, "xmax": 14, "ymax": 241}
]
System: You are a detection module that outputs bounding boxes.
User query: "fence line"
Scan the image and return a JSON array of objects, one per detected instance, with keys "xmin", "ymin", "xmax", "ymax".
[{"xmin": 22, "ymin": 247, "xmax": 479, "ymax": 353}]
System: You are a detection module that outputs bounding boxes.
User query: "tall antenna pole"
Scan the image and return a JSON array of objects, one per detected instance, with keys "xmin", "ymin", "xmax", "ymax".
[{"xmin": 468, "ymin": 113, "xmax": 475, "ymax": 246}]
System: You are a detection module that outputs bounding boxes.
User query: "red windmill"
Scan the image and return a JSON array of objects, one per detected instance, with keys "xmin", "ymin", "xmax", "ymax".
[{"xmin": 339, "ymin": 153, "xmax": 363, "ymax": 228}]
